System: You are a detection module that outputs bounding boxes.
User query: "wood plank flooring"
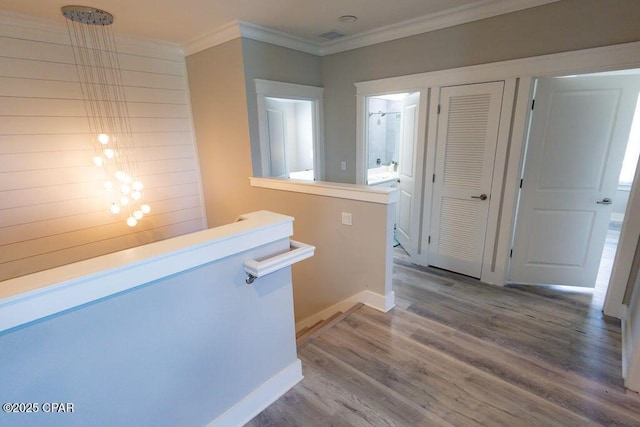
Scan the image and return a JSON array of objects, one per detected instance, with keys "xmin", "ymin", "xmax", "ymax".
[{"xmin": 246, "ymin": 248, "xmax": 640, "ymax": 426}]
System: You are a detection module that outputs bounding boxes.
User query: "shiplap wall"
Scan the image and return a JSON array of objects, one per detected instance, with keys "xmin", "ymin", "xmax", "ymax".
[{"xmin": 0, "ymin": 13, "xmax": 206, "ymax": 281}]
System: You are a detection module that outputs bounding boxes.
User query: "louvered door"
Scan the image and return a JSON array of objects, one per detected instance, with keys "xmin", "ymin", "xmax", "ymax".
[{"xmin": 428, "ymin": 82, "xmax": 504, "ymax": 278}]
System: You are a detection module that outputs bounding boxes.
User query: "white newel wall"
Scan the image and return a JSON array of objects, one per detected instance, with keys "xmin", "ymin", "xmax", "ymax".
[
  {"xmin": 0, "ymin": 211, "xmax": 306, "ymax": 426},
  {"xmin": 0, "ymin": 12, "xmax": 206, "ymax": 281}
]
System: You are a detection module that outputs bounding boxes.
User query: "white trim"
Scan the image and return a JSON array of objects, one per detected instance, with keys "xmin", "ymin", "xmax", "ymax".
[
  {"xmin": 416, "ymin": 87, "xmax": 441, "ymax": 266},
  {"xmin": 244, "ymin": 240, "xmax": 315, "ymax": 278},
  {"xmin": 359, "ymin": 290, "xmax": 396, "ymax": 312},
  {"xmin": 354, "ymin": 42, "xmax": 640, "ymax": 95},
  {"xmin": 295, "ymin": 290, "xmax": 395, "ymax": 333},
  {"xmin": 0, "ymin": 1, "xmax": 563, "ymax": 58},
  {"xmin": 0, "ymin": 211, "xmax": 293, "ymax": 333},
  {"xmin": 481, "ymin": 78, "xmax": 518, "ymax": 285},
  {"xmin": 320, "ymin": 0, "xmax": 559, "ymax": 56},
  {"xmin": 355, "ymin": 91, "xmax": 366, "ymax": 185},
  {"xmin": 494, "ymin": 77, "xmax": 535, "ymax": 284},
  {"xmin": 355, "ymin": 41, "xmax": 640, "ymax": 315},
  {"xmin": 250, "ymin": 177, "xmax": 399, "ymax": 205},
  {"xmin": 182, "ymin": 20, "xmax": 242, "ymax": 57},
  {"xmin": 180, "ymin": 1, "xmax": 558, "ymax": 57},
  {"xmin": 605, "ymin": 150, "xmax": 640, "ymax": 318},
  {"xmin": 254, "ymin": 79, "xmax": 325, "ymax": 180},
  {"xmin": 207, "ymin": 359, "xmax": 303, "ymax": 427},
  {"xmin": 183, "ymin": 20, "xmax": 321, "ymax": 57},
  {"xmin": 0, "ymin": 10, "xmax": 184, "ymax": 59},
  {"xmin": 239, "ymin": 21, "xmax": 320, "ymax": 56},
  {"xmin": 356, "ymin": 88, "xmax": 427, "ymax": 185},
  {"xmin": 622, "ymin": 299, "xmax": 640, "ymax": 392},
  {"xmin": 622, "ymin": 304, "xmax": 631, "ymax": 378},
  {"xmin": 255, "ymin": 79, "xmax": 324, "ymax": 100}
]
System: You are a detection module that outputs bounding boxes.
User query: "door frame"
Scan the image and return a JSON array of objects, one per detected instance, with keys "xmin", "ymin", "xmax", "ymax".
[
  {"xmin": 355, "ymin": 88, "xmax": 429, "ymax": 259},
  {"xmin": 354, "ymin": 40, "xmax": 640, "ymax": 318}
]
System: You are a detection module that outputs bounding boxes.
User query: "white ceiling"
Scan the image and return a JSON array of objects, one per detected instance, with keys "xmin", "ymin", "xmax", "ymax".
[{"xmin": 1, "ymin": 0, "xmax": 556, "ymax": 51}]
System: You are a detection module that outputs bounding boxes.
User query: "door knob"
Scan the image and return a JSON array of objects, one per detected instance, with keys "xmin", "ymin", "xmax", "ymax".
[
  {"xmin": 596, "ymin": 198, "xmax": 612, "ymax": 205},
  {"xmin": 471, "ymin": 194, "xmax": 488, "ymax": 201}
]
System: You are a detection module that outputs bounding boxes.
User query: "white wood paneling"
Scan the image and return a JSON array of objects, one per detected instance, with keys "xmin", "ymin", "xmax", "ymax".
[{"xmin": 0, "ymin": 17, "xmax": 205, "ymax": 281}]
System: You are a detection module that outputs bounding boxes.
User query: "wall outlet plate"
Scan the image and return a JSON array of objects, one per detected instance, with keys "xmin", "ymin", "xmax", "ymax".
[{"xmin": 341, "ymin": 212, "xmax": 352, "ymax": 226}]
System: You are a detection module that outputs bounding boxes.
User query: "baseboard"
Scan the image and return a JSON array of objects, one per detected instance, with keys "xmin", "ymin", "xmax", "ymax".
[
  {"xmin": 295, "ymin": 290, "xmax": 395, "ymax": 333},
  {"xmin": 359, "ymin": 290, "xmax": 396, "ymax": 312},
  {"xmin": 207, "ymin": 359, "xmax": 303, "ymax": 427}
]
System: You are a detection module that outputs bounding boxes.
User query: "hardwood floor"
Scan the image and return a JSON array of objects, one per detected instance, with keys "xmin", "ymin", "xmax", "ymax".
[{"xmin": 247, "ymin": 244, "xmax": 640, "ymax": 426}]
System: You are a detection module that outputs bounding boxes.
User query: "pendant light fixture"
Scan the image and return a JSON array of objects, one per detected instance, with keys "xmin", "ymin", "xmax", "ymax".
[{"xmin": 61, "ymin": 5, "xmax": 149, "ymax": 227}]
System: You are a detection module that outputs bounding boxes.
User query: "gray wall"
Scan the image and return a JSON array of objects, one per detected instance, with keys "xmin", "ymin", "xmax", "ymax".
[
  {"xmin": 321, "ymin": 0, "xmax": 640, "ymax": 182},
  {"xmin": 242, "ymin": 38, "xmax": 322, "ymax": 176}
]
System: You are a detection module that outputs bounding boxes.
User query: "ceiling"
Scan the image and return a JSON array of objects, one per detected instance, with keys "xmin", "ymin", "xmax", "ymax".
[{"xmin": 0, "ymin": 0, "xmax": 556, "ymax": 50}]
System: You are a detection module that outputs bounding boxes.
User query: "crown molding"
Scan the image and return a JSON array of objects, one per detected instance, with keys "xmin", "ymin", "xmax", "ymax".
[
  {"xmin": 0, "ymin": 10, "xmax": 184, "ymax": 59},
  {"xmin": 183, "ymin": 20, "xmax": 321, "ymax": 57},
  {"xmin": 182, "ymin": 0, "xmax": 559, "ymax": 57},
  {"xmin": 3, "ymin": 0, "xmax": 560, "ymax": 59},
  {"xmin": 182, "ymin": 20, "xmax": 242, "ymax": 56},
  {"xmin": 238, "ymin": 21, "xmax": 321, "ymax": 56},
  {"xmin": 320, "ymin": 0, "xmax": 560, "ymax": 55}
]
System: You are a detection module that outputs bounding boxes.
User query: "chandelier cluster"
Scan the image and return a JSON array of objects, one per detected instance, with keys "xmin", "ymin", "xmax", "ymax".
[{"xmin": 62, "ymin": 5, "xmax": 149, "ymax": 227}]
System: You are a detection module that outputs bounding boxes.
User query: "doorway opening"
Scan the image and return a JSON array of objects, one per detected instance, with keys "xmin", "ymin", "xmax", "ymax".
[
  {"xmin": 363, "ymin": 92, "xmax": 420, "ymax": 250},
  {"xmin": 510, "ymin": 71, "xmax": 640, "ymax": 308},
  {"xmin": 595, "ymin": 92, "xmax": 640, "ymax": 305},
  {"xmin": 364, "ymin": 93, "xmax": 410, "ymax": 188}
]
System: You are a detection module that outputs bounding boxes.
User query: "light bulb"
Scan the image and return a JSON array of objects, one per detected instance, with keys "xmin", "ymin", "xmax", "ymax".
[
  {"xmin": 120, "ymin": 196, "xmax": 129, "ymax": 206},
  {"xmin": 133, "ymin": 210, "xmax": 143, "ymax": 220},
  {"xmin": 93, "ymin": 156, "xmax": 104, "ymax": 167},
  {"xmin": 122, "ymin": 174, "xmax": 131, "ymax": 184},
  {"xmin": 131, "ymin": 191, "xmax": 141, "ymax": 201},
  {"xmin": 98, "ymin": 133, "xmax": 110, "ymax": 144},
  {"xmin": 126, "ymin": 216, "xmax": 137, "ymax": 227},
  {"xmin": 109, "ymin": 203, "xmax": 120, "ymax": 214},
  {"xmin": 104, "ymin": 148, "xmax": 115, "ymax": 159},
  {"xmin": 132, "ymin": 181, "xmax": 143, "ymax": 191},
  {"xmin": 115, "ymin": 171, "xmax": 126, "ymax": 181},
  {"xmin": 103, "ymin": 180, "xmax": 113, "ymax": 191},
  {"xmin": 120, "ymin": 184, "xmax": 131, "ymax": 195},
  {"xmin": 140, "ymin": 204, "xmax": 151, "ymax": 214}
]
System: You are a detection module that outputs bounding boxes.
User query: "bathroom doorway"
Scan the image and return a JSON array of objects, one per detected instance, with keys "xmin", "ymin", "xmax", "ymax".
[{"xmin": 364, "ymin": 92, "xmax": 421, "ymax": 252}]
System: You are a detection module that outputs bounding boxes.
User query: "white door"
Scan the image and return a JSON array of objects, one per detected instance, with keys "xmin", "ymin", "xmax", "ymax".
[
  {"xmin": 265, "ymin": 98, "xmax": 287, "ymax": 177},
  {"xmin": 510, "ymin": 76, "xmax": 640, "ymax": 287},
  {"xmin": 396, "ymin": 92, "xmax": 420, "ymax": 254},
  {"xmin": 428, "ymin": 81, "xmax": 504, "ymax": 278}
]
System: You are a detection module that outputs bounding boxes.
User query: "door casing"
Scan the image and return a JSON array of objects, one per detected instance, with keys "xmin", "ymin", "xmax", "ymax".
[{"xmin": 354, "ymin": 41, "xmax": 640, "ymax": 318}]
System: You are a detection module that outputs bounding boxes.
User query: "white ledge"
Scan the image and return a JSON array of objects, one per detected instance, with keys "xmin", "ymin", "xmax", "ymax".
[
  {"xmin": 244, "ymin": 240, "xmax": 315, "ymax": 280},
  {"xmin": 0, "ymin": 211, "xmax": 294, "ymax": 333},
  {"xmin": 250, "ymin": 177, "xmax": 399, "ymax": 205}
]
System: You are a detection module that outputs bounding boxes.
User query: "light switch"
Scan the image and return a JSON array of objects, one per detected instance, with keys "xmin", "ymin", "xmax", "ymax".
[
  {"xmin": 341, "ymin": 161, "xmax": 347, "ymax": 171},
  {"xmin": 341, "ymin": 212, "xmax": 352, "ymax": 226}
]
